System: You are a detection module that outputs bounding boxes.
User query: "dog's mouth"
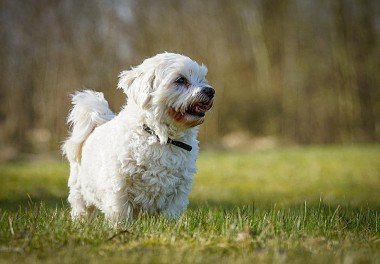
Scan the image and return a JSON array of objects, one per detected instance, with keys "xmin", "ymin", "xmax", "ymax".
[
  {"xmin": 167, "ymin": 99, "xmax": 213, "ymax": 127},
  {"xmin": 185, "ymin": 101, "xmax": 213, "ymax": 117}
]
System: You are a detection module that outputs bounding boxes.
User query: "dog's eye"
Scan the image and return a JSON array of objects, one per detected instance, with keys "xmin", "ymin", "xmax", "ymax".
[{"xmin": 175, "ymin": 77, "xmax": 187, "ymax": 85}]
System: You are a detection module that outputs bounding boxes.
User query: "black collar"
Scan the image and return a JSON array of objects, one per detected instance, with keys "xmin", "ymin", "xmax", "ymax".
[{"xmin": 143, "ymin": 124, "xmax": 192, "ymax": 152}]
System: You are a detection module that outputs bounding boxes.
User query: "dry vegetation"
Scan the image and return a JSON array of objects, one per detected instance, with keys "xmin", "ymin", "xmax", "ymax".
[{"xmin": 0, "ymin": 0, "xmax": 379, "ymax": 157}]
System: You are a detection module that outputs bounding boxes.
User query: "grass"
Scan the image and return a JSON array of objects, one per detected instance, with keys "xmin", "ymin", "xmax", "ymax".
[{"xmin": 0, "ymin": 145, "xmax": 379, "ymax": 263}]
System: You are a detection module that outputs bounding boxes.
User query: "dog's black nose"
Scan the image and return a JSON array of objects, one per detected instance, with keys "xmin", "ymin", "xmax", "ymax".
[{"xmin": 202, "ymin": 87, "xmax": 215, "ymax": 99}]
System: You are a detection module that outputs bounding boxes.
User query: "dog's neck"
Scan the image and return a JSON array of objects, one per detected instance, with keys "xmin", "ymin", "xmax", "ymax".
[
  {"xmin": 145, "ymin": 110, "xmax": 198, "ymax": 145},
  {"xmin": 122, "ymin": 101, "xmax": 199, "ymax": 145}
]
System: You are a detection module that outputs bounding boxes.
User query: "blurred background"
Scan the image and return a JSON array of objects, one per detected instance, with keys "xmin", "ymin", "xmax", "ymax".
[{"xmin": 0, "ymin": 0, "xmax": 379, "ymax": 160}]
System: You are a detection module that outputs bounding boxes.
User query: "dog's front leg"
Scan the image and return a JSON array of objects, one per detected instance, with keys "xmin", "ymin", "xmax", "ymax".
[{"xmin": 163, "ymin": 190, "xmax": 190, "ymax": 220}]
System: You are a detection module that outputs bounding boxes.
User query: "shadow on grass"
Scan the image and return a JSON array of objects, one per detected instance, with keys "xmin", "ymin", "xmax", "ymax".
[
  {"xmin": 2, "ymin": 194, "xmax": 380, "ymax": 213},
  {"xmin": 0, "ymin": 195, "xmax": 68, "ymax": 211},
  {"xmin": 188, "ymin": 198, "xmax": 380, "ymax": 212}
]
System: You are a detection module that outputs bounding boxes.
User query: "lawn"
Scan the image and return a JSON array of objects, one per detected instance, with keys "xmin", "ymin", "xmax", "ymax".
[{"xmin": 0, "ymin": 145, "xmax": 379, "ymax": 263}]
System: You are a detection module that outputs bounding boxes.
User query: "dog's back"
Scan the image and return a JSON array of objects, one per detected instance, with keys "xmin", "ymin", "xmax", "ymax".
[{"xmin": 62, "ymin": 90, "xmax": 115, "ymax": 163}]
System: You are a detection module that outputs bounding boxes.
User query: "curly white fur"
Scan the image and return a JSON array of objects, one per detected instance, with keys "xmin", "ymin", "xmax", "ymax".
[{"xmin": 62, "ymin": 53, "xmax": 213, "ymax": 222}]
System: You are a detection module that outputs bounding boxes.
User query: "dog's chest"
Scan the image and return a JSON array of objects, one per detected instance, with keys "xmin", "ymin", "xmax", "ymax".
[{"xmin": 119, "ymin": 136, "xmax": 194, "ymax": 210}]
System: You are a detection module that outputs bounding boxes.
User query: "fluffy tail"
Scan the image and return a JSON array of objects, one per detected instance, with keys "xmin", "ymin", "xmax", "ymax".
[{"xmin": 62, "ymin": 90, "xmax": 115, "ymax": 163}]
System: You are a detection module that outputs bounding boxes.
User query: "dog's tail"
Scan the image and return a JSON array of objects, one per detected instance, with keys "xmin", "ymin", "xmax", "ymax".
[{"xmin": 62, "ymin": 90, "xmax": 115, "ymax": 163}]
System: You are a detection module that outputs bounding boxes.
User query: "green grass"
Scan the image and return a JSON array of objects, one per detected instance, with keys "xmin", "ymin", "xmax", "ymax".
[{"xmin": 0, "ymin": 145, "xmax": 379, "ymax": 263}]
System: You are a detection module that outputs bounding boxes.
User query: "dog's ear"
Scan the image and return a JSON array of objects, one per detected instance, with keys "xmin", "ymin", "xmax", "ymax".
[
  {"xmin": 117, "ymin": 67, "xmax": 155, "ymax": 109},
  {"xmin": 117, "ymin": 68, "xmax": 139, "ymax": 92}
]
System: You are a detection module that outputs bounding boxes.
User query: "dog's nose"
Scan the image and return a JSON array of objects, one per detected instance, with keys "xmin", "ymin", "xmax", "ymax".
[{"xmin": 202, "ymin": 87, "xmax": 215, "ymax": 99}]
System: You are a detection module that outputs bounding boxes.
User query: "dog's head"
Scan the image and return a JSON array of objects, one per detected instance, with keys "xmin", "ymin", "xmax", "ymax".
[{"xmin": 118, "ymin": 53, "xmax": 214, "ymax": 129}]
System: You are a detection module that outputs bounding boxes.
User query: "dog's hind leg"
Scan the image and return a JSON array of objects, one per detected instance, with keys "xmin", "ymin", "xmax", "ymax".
[
  {"xmin": 68, "ymin": 187, "xmax": 87, "ymax": 219},
  {"xmin": 67, "ymin": 163, "xmax": 88, "ymax": 219},
  {"xmin": 68, "ymin": 190, "xmax": 98, "ymax": 221}
]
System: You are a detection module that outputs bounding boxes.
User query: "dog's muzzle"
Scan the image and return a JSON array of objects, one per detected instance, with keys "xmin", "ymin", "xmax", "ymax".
[{"xmin": 185, "ymin": 87, "xmax": 214, "ymax": 117}]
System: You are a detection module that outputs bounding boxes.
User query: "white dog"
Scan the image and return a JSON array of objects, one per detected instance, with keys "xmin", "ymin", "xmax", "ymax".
[{"xmin": 62, "ymin": 53, "xmax": 214, "ymax": 222}]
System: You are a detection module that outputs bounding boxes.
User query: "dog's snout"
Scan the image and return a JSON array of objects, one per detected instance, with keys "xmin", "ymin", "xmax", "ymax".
[{"xmin": 202, "ymin": 87, "xmax": 215, "ymax": 99}]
